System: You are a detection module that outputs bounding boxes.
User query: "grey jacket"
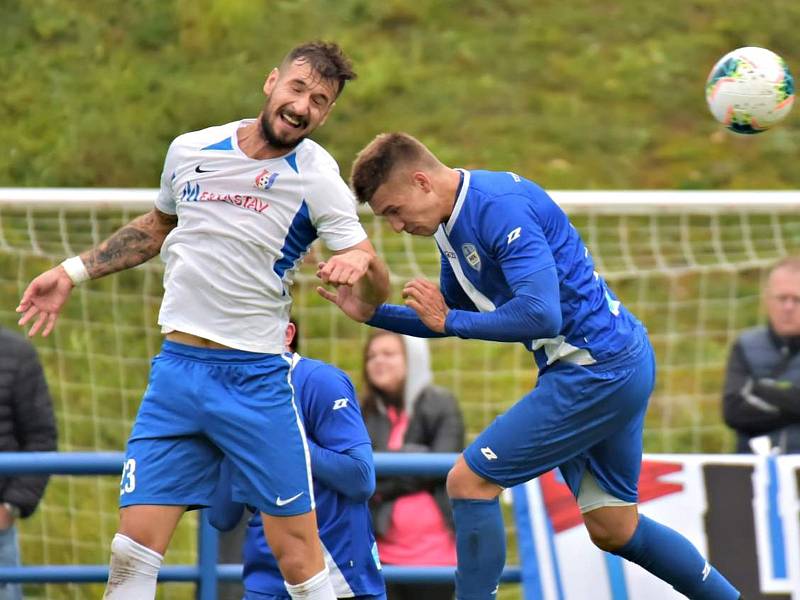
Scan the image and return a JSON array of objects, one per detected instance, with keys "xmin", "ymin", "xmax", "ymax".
[
  {"xmin": 0, "ymin": 327, "xmax": 57, "ymax": 517},
  {"xmin": 722, "ymin": 325, "xmax": 800, "ymax": 454}
]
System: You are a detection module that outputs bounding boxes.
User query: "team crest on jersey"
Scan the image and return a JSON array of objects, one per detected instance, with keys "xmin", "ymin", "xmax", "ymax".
[
  {"xmin": 254, "ymin": 169, "xmax": 279, "ymax": 191},
  {"xmin": 462, "ymin": 243, "xmax": 481, "ymax": 271}
]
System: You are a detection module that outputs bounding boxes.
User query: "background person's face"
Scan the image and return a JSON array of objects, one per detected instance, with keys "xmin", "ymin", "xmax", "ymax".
[
  {"xmin": 365, "ymin": 334, "xmax": 406, "ymax": 397},
  {"xmin": 766, "ymin": 267, "xmax": 800, "ymax": 336}
]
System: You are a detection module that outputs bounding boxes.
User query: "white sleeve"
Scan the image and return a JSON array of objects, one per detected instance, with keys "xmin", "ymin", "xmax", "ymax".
[
  {"xmin": 154, "ymin": 139, "xmax": 182, "ymax": 215},
  {"xmin": 304, "ymin": 164, "xmax": 367, "ymax": 252}
]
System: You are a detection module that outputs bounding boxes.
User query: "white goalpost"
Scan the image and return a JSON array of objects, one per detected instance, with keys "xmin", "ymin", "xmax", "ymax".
[{"xmin": 2, "ymin": 188, "xmax": 800, "ymax": 598}]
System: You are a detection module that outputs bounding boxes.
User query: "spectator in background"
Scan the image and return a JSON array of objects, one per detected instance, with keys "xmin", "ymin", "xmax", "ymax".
[
  {"xmin": 0, "ymin": 327, "xmax": 57, "ymax": 600},
  {"xmin": 360, "ymin": 330, "xmax": 464, "ymax": 600},
  {"xmin": 723, "ymin": 256, "xmax": 800, "ymax": 454}
]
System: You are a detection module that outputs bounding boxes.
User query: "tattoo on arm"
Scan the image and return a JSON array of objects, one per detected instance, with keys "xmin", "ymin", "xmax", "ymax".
[{"xmin": 81, "ymin": 209, "xmax": 178, "ymax": 279}]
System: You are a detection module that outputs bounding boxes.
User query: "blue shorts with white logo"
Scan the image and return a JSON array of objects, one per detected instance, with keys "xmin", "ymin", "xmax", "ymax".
[
  {"xmin": 464, "ymin": 331, "xmax": 655, "ymax": 504},
  {"xmin": 119, "ymin": 341, "xmax": 313, "ymax": 516}
]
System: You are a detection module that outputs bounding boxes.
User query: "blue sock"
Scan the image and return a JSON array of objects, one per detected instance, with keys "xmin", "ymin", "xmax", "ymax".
[
  {"xmin": 451, "ymin": 498, "xmax": 506, "ymax": 600},
  {"xmin": 613, "ymin": 515, "xmax": 739, "ymax": 599}
]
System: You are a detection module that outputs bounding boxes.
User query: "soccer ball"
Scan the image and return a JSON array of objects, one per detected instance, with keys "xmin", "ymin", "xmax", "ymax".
[{"xmin": 705, "ymin": 46, "xmax": 795, "ymax": 134}]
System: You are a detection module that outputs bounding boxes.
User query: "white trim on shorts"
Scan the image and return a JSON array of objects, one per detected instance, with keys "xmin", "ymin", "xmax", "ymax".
[
  {"xmin": 577, "ymin": 470, "xmax": 636, "ymax": 514},
  {"xmin": 285, "ymin": 353, "xmax": 315, "ymax": 511}
]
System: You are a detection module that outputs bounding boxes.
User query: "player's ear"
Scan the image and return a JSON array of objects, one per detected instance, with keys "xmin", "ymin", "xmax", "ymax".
[
  {"xmin": 263, "ymin": 68, "xmax": 280, "ymax": 95},
  {"xmin": 412, "ymin": 171, "xmax": 432, "ymax": 192},
  {"xmin": 285, "ymin": 322, "xmax": 297, "ymax": 350}
]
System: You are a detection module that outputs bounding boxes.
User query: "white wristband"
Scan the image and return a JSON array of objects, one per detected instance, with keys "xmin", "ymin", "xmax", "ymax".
[{"xmin": 60, "ymin": 256, "xmax": 90, "ymax": 285}]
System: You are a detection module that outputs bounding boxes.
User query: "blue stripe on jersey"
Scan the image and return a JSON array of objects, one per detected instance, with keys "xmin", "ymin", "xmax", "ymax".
[
  {"xmin": 285, "ymin": 153, "xmax": 299, "ymax": 173},
  {"xmin": 274, "ymin": 200, "xmax": 317, "ymax": 282},
  {"xmin": 201, "ymin": 136, "xmax": 233, "ymax": 151}
]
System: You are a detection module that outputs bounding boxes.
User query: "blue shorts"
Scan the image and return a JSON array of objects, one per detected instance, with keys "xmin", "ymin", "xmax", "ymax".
[
  {"xmin": 464, "ymin": 332, "xmax": 655, "ymax": 504},
  {"xmin": 119, "ymin": 341, "xmax": 313, "ymax": 516}
]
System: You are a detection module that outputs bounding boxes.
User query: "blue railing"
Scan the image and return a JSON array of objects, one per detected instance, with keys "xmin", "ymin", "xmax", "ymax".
[{"xmin": 0, "ymin": 452, "xmax": 521, "ymax": 598}]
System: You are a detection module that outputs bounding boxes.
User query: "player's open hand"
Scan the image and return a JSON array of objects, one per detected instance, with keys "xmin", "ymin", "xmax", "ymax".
[
  {"xmin": 316, "ymin": 248, "xmax": 372, "ymax": 287},
  {"xmin": 402, "ymin": 278, "xmax": 448, "ymax": 333},
  {"xmin": 317, "ymin": 284, "xmax": 377, "ymax": 323},
  {"xmin": 16, "ymin": 265, "xmax": 75, "ymax": 337}
]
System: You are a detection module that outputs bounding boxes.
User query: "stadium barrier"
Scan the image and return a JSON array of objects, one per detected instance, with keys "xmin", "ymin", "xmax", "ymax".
[
  {"xmin": 0, "ymin": 452, "xmax": 521, "ymax": 599},
  {"xmin": 516, "ymin": 454, "xmax": 800, "ymax": 599}
]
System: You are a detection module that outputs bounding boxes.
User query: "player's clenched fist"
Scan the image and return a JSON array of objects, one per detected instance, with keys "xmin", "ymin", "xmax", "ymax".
[
  {"xmin": 402, "ymin": 278, "xmax": 449, "ymax": 333},
  {"xmin": 316, "ymin": 247, "xmax": 372, "ymax": 287}
]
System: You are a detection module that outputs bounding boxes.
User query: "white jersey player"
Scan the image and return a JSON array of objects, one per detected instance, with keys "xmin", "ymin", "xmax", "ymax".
[
  {"xmin": 156, "ymin": 120, "xmax": 368, "ymax": 352},
  {"xmin": 16, "ymin": 42, "xmax": 390, "ymax": 600}
]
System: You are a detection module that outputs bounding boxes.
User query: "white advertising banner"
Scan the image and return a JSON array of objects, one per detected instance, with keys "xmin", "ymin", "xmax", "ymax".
[{"xmin": 512, "ymin": 454, "xmax": 800, "ymax": 599}]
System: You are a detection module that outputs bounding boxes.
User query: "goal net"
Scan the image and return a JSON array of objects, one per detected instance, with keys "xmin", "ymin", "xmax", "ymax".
[{"xmin": 2, "ymin": 188, "xmax": 799, "ymax": 598}]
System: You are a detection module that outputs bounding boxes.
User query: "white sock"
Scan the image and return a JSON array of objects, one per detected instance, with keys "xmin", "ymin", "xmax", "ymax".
[
  {"xmin": 284, "ymin": 567, "xmax": 336, "ymax": 600},
  {"xmin": 102, "ymin": 533, "xmax": 163, "ymax": 599}
]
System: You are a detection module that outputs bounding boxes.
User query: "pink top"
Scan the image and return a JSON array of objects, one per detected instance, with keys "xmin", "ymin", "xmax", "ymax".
[{"xmin": 376, "ymin": 406, "xmax": 457, "ymax": 566}]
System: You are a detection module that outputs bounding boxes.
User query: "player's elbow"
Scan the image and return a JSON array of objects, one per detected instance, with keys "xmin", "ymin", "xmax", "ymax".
[
  {"xmin": 348, "ymin": 462, "xmax": 376, "ymax": 502},
  {"xmin": 530, "ymin": 306, "xmax": 561, "ymax": 340}
]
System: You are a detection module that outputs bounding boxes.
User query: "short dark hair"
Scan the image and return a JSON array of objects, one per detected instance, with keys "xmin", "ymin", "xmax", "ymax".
[
  {"xmin": 282, "ymin": 41, "xmax": 356, "ymax": 97},
  {"xmin": 350, "ymin": 132, "xmax": 438, "ymax": 204}
]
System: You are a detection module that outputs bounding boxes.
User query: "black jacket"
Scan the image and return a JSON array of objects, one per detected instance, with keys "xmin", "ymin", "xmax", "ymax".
[
  {"xmin": 0, "ymin": 328, "xmax": 57, "ymax": 517},
  {"xmin": 363, "ymin": 385, "xmax": 464, "ymax": 537},
  {"xmin": 722, "ymin": 325, "xmax": 800, "ymax": 453}
]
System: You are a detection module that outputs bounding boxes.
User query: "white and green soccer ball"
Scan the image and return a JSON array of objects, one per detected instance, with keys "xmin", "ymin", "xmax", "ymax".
[{"xmin": 705, "ymin": 46, "xmax": 794, "ymax": 134}]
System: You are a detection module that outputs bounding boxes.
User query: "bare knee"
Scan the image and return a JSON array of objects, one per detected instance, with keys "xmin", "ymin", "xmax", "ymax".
[
  {"xmin": 275, "ymin": 550, "xmax": 312, "ymax": 584},
  {"xmin": 582, "ymin": 506, "xmax": 638, "ymax": 552},
  {"xmin": 446, "ymin": 455, "xmax": 503, "ymax": 500},
  {"xmin": 117, "ymin": 505, "xmax": 185, "ymax": 556}
]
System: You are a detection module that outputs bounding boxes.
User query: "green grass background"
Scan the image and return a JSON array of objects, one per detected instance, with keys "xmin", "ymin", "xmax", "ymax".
[{"xmin": 2, "ymin": 0, "xmax": 800, "ymax": 597}]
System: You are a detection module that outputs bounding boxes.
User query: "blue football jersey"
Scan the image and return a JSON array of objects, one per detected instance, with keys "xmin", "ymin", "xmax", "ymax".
[
  {"xmin": 242, "ymin": 356, "xmax": 384, "ymax": 597},
  {"xmin": 436, "ymin": 169, "xmax": 643, "ymax": 369}
]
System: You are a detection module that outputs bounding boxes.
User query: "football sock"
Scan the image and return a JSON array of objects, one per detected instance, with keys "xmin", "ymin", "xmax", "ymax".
[
  {"xmin": 102, "ymin": 533, "xmax": 163, "ymax": 599},
  {"xmin": 284, "ymin": 567, "xmax": 336, "ymax": 600},
  {"xmin": 452, "ymin": 498, "xmax": 506, "ymax": 600},
  {"xmin": 612, "ymin": 515, "xmax": 740, "ymax": 599}
]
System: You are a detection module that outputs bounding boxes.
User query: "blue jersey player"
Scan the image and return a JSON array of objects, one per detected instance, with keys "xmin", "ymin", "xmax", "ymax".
[
  {"xmin": 319, "ymin": 133, "xmax": 741, "ymax": 600},
  {"xmin": 210, "ymin": 323, "xmax": 385, "ymax": 600}
]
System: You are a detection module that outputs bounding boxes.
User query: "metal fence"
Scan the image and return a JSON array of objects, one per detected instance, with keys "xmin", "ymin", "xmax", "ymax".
[{"xmin": 0, "ymin": 452, "xmax": 521, "ymax": 599}]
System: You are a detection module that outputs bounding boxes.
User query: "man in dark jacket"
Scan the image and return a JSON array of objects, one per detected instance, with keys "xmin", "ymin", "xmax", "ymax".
[
  {"xmin": 0, "ymin": 327, "xmax": 57, "ymax": 599},
  {"xmin": 723, "ymin": 257, "xmax": 800, "ymax": 453}
]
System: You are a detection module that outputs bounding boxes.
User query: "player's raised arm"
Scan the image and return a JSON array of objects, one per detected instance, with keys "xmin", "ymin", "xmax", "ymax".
[
  {"xmin": 81, "ymin": 207, "xmax": 178, "ymax": 279},
  {"xmin": 16, "ymin": 207, "xmax": 177, "ymax": 337}
]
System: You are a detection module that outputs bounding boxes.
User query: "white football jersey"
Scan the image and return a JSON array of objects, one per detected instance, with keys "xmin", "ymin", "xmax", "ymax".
[{"xmin": 155, "ymin": 120, "xmax": 367, "ymax": 353}]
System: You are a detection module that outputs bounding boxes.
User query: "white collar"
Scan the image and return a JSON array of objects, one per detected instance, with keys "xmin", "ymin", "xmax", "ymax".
[{"xmin": 444, "ymin": 169, "xmax": 470, "ymax": 235}]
